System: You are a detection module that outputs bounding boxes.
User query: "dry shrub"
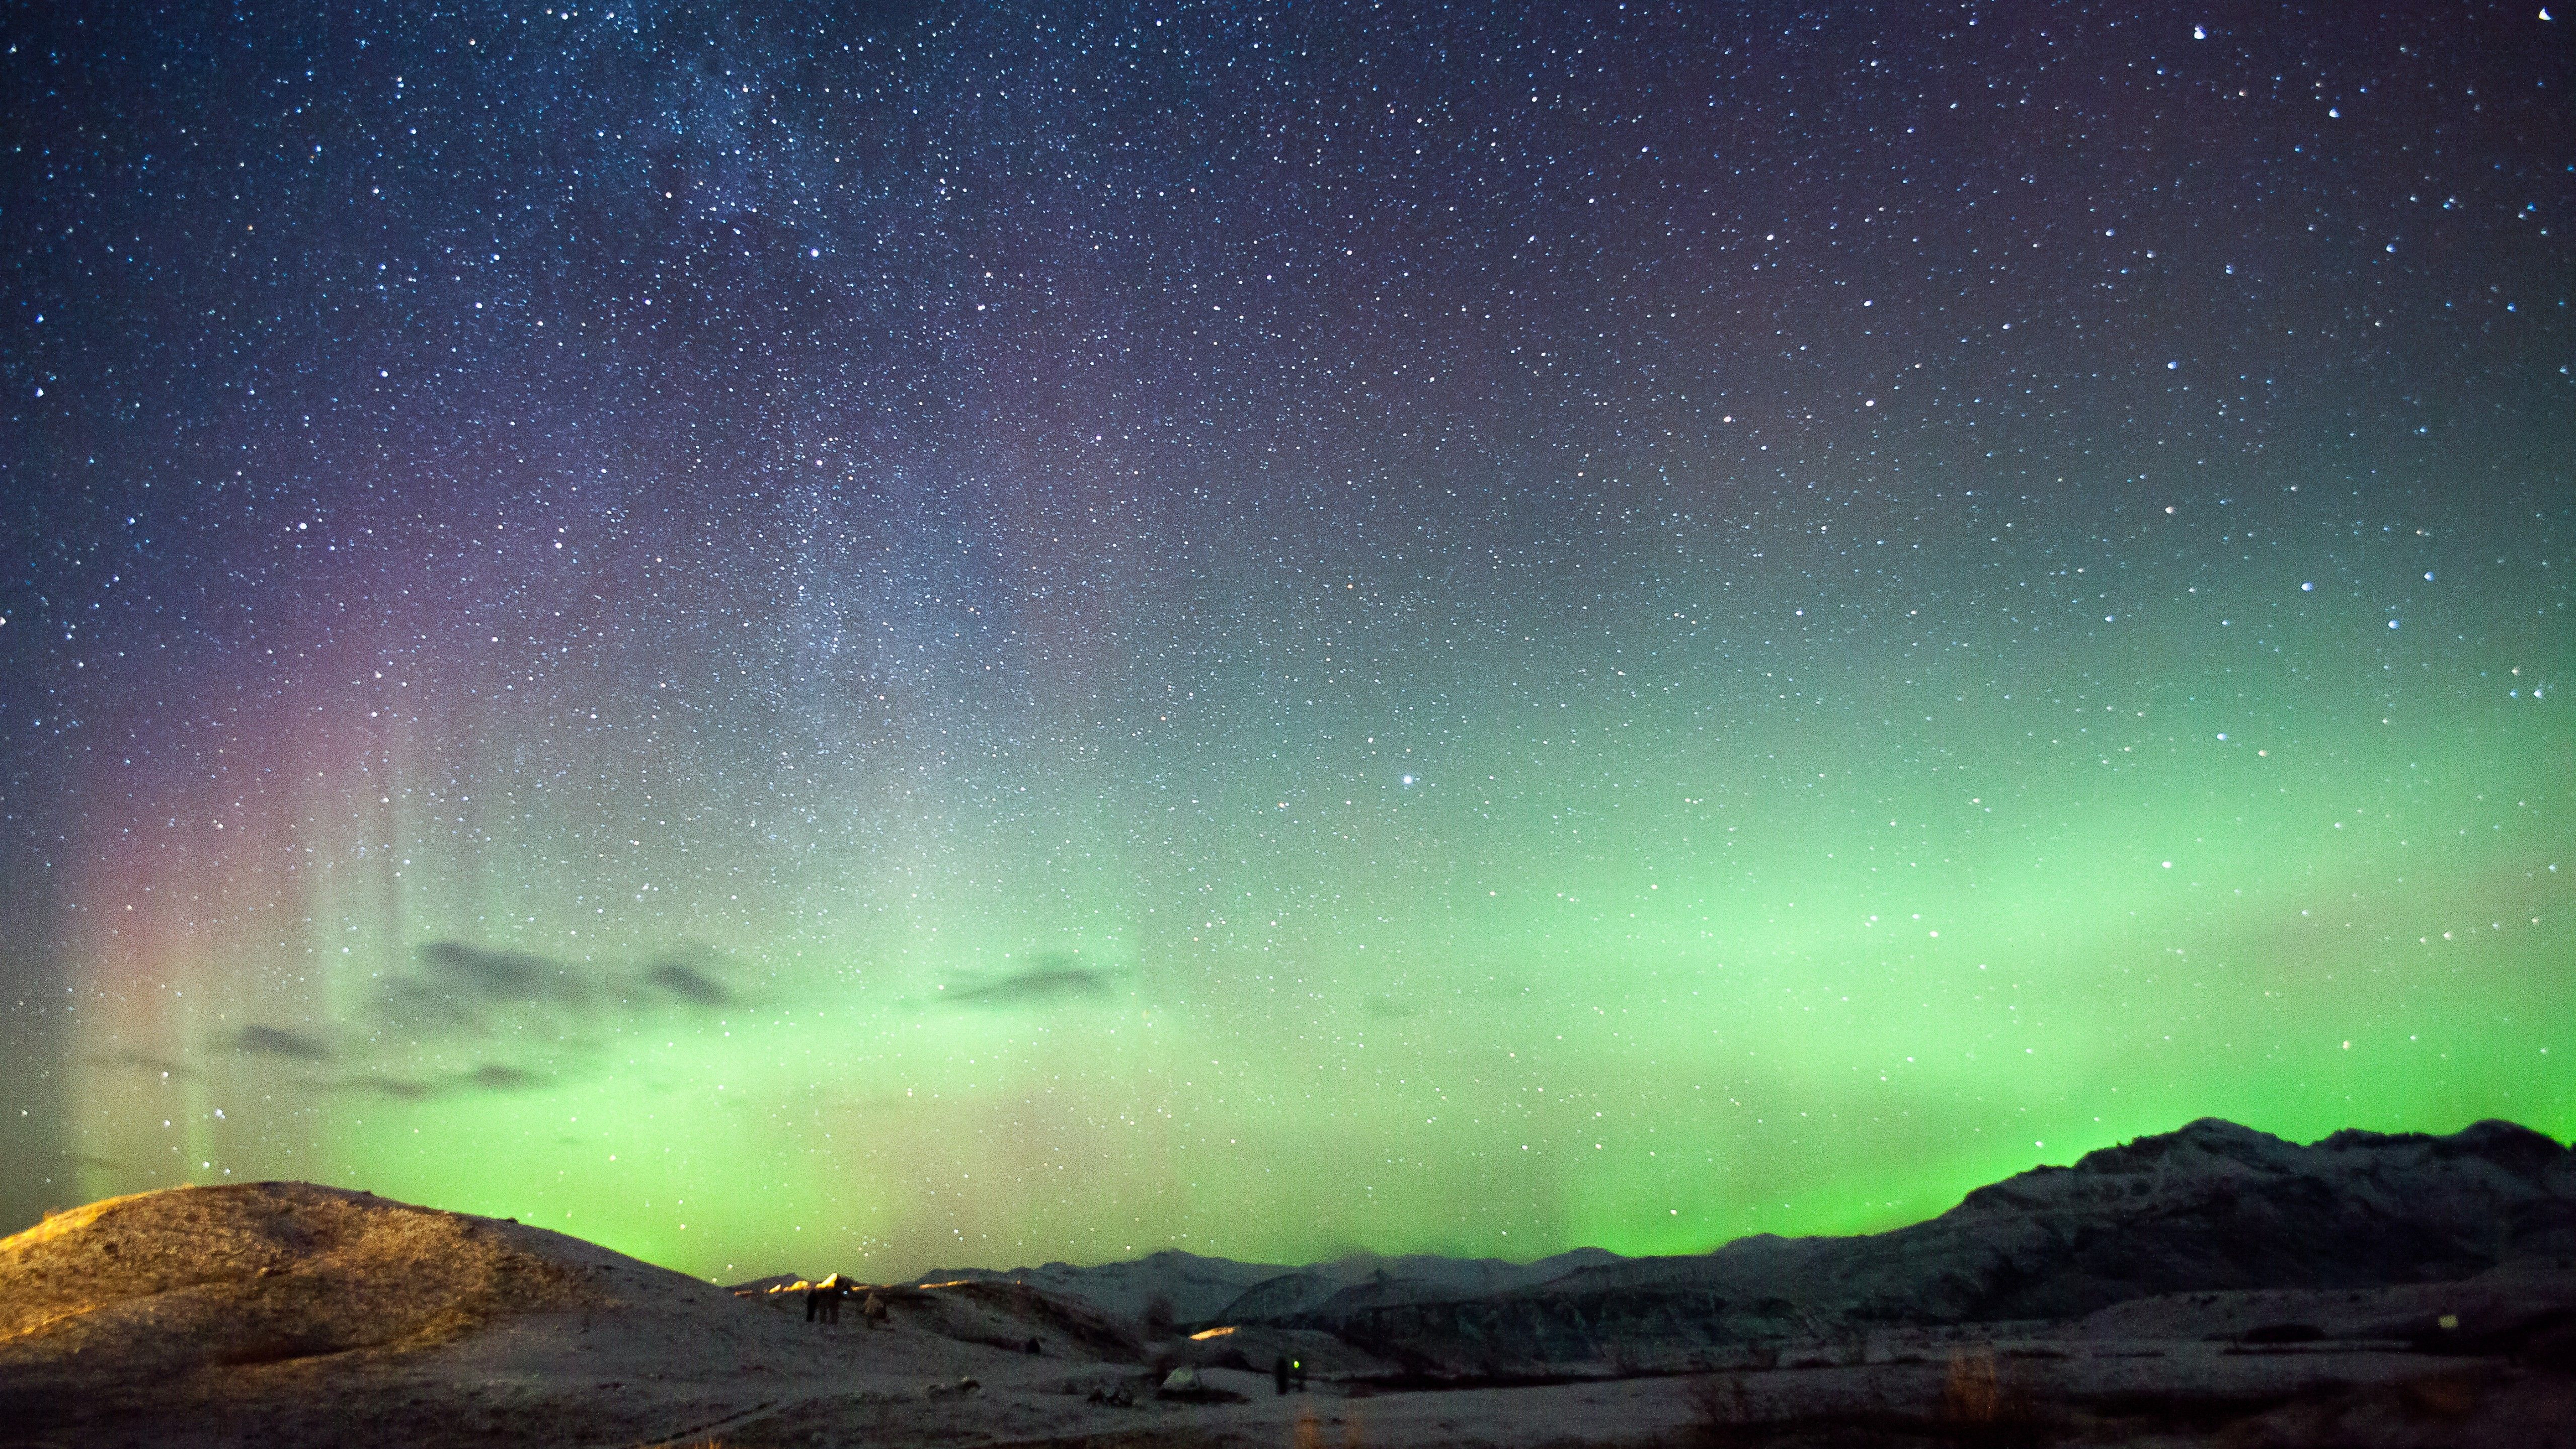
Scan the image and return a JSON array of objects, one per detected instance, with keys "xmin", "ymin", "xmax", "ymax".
[
  {"xmin": 1938, "ymin": 1350, "xmax": 2003, "ymax": 1423},
  {"xmin": 1288, "ymin": 1404, "xmax": 1366, "ymax": 1449},
  {"xmin": 1936, "ymin": 1348, "xmax": 2040, "ymax": 1447}
]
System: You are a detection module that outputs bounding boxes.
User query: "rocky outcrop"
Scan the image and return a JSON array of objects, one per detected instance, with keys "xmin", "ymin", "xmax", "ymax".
[{"xmin": 0, "ymin": 1181, "xmax": 612, "ymax": 1418}]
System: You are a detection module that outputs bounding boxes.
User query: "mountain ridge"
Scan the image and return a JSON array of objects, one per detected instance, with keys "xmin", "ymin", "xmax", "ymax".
[{"xmin": 905, "ymin": 1117, "xmax": 2573, "ymax": 1369}]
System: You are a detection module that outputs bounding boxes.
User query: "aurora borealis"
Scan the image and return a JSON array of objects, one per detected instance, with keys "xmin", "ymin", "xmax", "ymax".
[{"xmin": 2, "ymin": 2, "xmax": 2567, "ymax": 1282}]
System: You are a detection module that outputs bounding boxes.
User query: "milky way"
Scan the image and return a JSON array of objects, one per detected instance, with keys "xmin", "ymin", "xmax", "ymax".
[{"xmin": 3, "ymin": 3, "xmax": 2567, "ymax": 1280}]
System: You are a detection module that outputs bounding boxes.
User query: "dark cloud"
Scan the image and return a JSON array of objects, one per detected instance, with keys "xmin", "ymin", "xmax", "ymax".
[
  {"xmin": 390, "ymin": 940, "xmax": 732, "ymax": 1025},
  {"xmin": 346, "ymin": 1064, "xmax": 548, "ymax": 1099},
  {"xmin": 649, "ymin": 961, "xmax": 730, "ymax": 1003},
  {"xmin": 940, "ymin": 957, "xmax": 1118, "ymax": 1009},
  {"xmin": 230, "ymin": 1025, "xmax": 335, "ymax": 1061},
  {"xmin": 645, "ymin": 944, "xmax": 733, "ymax": 1005},
  {"xmin": 466, "ymin": 1064, "xmax": 545, "ymax": 1092},
  {"xmin": 420, "ymin": 941, "xmax": 585, "ymax": 1003},
  {"xmin": 310, "ymin": 941, "xmax": 737, "ymax": 1100}
]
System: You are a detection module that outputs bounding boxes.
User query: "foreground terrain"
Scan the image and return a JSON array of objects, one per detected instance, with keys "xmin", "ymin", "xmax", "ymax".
[{"xmin": 2, "ymin": 1119, "xmax": 2570, "ymax": 1447}]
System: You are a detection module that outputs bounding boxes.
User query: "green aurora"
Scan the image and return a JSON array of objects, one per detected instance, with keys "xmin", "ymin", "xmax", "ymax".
[
  {"xmin": 6, "ymin": 4, "xmax": 2568, "ymax": 1282},
  {"xmin": 49, "ymin": 468, "xmax": 2568, "ymax": 1278}
]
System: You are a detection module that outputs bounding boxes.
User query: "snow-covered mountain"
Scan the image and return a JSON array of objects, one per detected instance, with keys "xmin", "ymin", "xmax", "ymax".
[
  {"xmin": 916, "ymin": 1118, "xmax": 2574, "ymax": 1370},
  {"xmin": 1268, "ymin": 1118, "xmax": 2576, "ymax": 1368}
]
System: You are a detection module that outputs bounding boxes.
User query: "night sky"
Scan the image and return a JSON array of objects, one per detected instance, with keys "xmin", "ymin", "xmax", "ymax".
[{"xmin": 3, "ymin": 3, "xmax": 2567, "ymax": 1282}]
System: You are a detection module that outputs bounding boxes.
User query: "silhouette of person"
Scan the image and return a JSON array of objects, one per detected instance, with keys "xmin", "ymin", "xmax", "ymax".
[
  {"xmin": 804, "ymin": 1282, "xmax": 823, "ymax": 1322},
  {"xmin": 1273, "ymin": 1354, "xmax": 1291, "ymax": 1396},
  {"xmin": 821, "ymin": 1273, "xmax": 846, "ymax": 1324}
]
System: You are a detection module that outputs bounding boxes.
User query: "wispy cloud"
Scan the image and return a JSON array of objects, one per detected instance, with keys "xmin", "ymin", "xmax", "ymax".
[
  {"xmin": 378, "ymin": 938, "xmax": 740, "ymax": 1033},
  {"xmin": 350, "ymin": 1063, "xmax": 552, "ymax": 1100},
  {"xmin": 354, "ymin": 1075, "xmax": 434, "ymax": 1101},
  {"xmin": 645, "ymin": 944, "xmax": 733, "ymax": 1005},
  {"xmin": 939, "ymin": 955, "xmax": 1120, "ymax": 1009},
  {"xmin": 229, "ymin": 1025, "xmax": 335, "ymax": 1061},
  {"xmin": 277, "ymin": 939, "xmax": 746, "ymax": 1098},
  {"xmin": 466, "ymin": 1064, "xmax": 546, "ymax": 1092},
  {"xmin": 420, "ymin": 941, "xmax": 588, "ymax": 1004}
]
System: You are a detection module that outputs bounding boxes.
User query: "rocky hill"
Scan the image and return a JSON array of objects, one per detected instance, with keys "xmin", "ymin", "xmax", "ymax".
[
  {"xmin": 1256, "ymin": 1118, "xmax": 2576, "ymax": 1370},
  {"xmin": 0, "ymin": 1180, "xmax": 1168, "ymax": 1444},
  {"xmin": 0, "ymin": 1180, "xmax": 603, "ymax": 1399}
]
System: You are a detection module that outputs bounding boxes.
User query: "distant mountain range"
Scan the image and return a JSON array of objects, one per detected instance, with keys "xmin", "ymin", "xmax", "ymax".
[
  {"xmin": 912, "ymin": 1245, "xmax": 1625, "ymax": 1326},
  {"xmin": 915, "ymin": 1118, "xmax": 2576, "ymax": 1370}
]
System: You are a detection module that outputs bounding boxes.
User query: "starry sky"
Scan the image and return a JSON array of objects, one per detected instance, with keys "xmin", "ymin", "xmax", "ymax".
[{"xmin": 3, "ymin": 3, "xmax": 2568, "ymax": 1282}]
